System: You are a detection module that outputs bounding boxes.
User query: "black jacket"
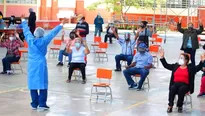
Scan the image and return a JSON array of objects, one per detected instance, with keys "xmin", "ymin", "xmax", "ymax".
[
  {"xmin": 160, "ymin": 58, "xmax": 203, "ymax": 94},
  {"xmin": 177, "ymin": 23, "xmax": 203, "ymax": 50},
  {"xmin": 75, "ymin": 22, "xmax": 89, "ymax": 37},
  {"xmin": 28, "ymin": 12, "xmax": 36, "ymax": 28}
]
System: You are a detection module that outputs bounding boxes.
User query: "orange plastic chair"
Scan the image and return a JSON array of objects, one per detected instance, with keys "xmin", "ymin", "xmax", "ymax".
[
  {"xmin": 49, "ymin": 39, "xmax": 62, "ymax": 58},
  {"xmin": 90, "ymin": 68, "xmax": 113, "ymax": 102},
  {"xmin": 149, "ymin": 45, "xmax": 159, "ymax": 66},
  {"xmin": 11, "ymin": 51, "xmax": 23, "ymax": 73},
  {"xmin": 132, "ymin": 74, "xmax": 150, "ymax": 89},
  {"xmin": 152, "ymin": 34, "xmax": 158, "ymax": 39},
  {"xmin": 94, "ymin": 43, "xmax": 108, "ymax": 62},
  {"xmin": 90, "ymin": 36, "xmax": 102, "ymax": 52}
]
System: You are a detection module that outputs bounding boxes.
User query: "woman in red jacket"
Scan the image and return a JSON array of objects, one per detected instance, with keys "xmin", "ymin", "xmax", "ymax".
[{"xmin": 160, "ymin": 49, "xmax": 205, "ymax": 113}]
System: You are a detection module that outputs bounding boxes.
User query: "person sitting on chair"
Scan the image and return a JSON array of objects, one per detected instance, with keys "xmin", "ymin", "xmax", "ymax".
[
  {"xmin": 104, "ymin": 23, "xmax": 118, "ymax": 44},
  {"xmin": 123, "ymin": 43, "xmax": 153, "ymax": 90},
  {"xmin": 159, "ymin": 49, "xmax": 205, "ymax": 113},
  {"xmin": 66, "ymin": 38, "xmax": 90, "ymax": 84},
  {"xmin": 0, "ymin": 32, "xmax": 24, "ymax": 74},
  {"xmin": 112, "ymin": 29, "xmax": 137, "ymax": 71}
]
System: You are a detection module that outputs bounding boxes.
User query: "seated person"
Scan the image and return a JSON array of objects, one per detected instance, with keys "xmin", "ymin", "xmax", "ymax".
[
  {"xmin": 57, "ymin": 30, "xmax": 78, "ymax": 66},
  {"xmin": 160, "ymin": 50, "xmax": 204, "ymax": 113},
  {"xmin": 123, "ymin": 43, "xmax": 153, "ymax": 90},
  {"xmin": 66, "ymin": 38, "xmax": 90, "ymax": 84},
  {"xmin": 112, "ymin": 29, "xmax": 137, "ymax": 71},
  {"xmin": 104, "ymin": 23, "xmax": 118, "ymax": 44},
  {"xmin": 0, "ymin": 32, "xmax": 24, "ymax": 74}
]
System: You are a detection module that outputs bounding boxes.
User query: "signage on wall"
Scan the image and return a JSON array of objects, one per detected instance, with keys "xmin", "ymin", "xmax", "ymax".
[{"xmin": 6, "ymin": 0, "xmax": 37, "ymax": 4}]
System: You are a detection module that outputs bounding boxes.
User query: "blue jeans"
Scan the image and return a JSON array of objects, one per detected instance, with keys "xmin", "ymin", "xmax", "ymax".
[
  {"xmin": 94, "ymin": 27, "xmax": 101, "ymax": 36},
  {"xmin": 123, "ymin": 67, "xmax": 149, "ymax": 89},
  {"xmin": 30, "ymin": 89, "xmax": 47, "ymax": 108},
  {"xmin": 115, "ymin": 54, "xmax": 133, "ymax": 70},
  {"xmin": 58, "ymin": 50, "xmax": 71, "ymax": 63}
]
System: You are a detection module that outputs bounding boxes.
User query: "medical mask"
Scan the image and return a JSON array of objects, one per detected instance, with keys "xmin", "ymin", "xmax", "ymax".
[
  {"xmin": 140, "ymin": 25, "xmax": 145, "ymax": 28},
  {"xmin": 178, "ymin": 59, "xmax": 184, "ymax": 65},
  {"xmin": 79, "ymin": 20, "xmax": 83, "ymax": 24},
  {"xmin": 9, "ymin": 37, "xmax": 15, "ymax": 41},
  {"xmin": 10, "ymin": 17, "xmax": 14, "ymax": 20},
  {"xmin": 75, "ymin": 43, "xmax": 81, "ymax": 48},
  {"xmin": 124, "ymin": 33, "xmax": 130, "ymax": 41},
  {"xmin": 188, "ymin": 26, "xmax": 193, "ymax": 30},
  {"xmin": 139, "ymin": 51, "xmax": 145, "ymax": 54}
]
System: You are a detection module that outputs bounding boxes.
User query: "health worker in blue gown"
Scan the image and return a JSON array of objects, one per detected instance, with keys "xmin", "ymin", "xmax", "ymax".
[{"xmin": 21, "ymin": 16, "xmax": 68, "ymax": 110}]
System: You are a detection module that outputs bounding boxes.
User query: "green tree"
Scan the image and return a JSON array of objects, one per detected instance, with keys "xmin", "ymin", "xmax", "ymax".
[{"xmin": 87, "ymin": 0, "xmax": 165, "ymax": 21}]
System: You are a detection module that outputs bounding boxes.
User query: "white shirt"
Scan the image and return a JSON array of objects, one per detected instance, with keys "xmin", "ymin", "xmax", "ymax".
[{"xmin": 71, "ymin": 46, "xmax": 85, "ymax": 63}]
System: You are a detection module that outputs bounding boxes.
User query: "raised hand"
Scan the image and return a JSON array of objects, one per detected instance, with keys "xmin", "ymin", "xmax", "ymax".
[
  {"xmin": 179, "ymin": 17, "xmax": 182, "ymax": 23},
  {"xmin": 21, "ymin": 14, "xmax": 26, "ymax": 20},
  {"xmin": 61, "ymin": 18, "xmax": 69, "ymax": 25},
  {"xmin": 200, "ymin": 53, "xmax": 205, "ymax": 62},
  {"xmin": 14, "ymin": 32, "xmax": 20, "ymax": 39},
  {"xmin": 199, "ymin": 19, "xmax": 203, "ymax": 25},
  {"xmin": 159, "ymin": 49, "xmax": 165, "ymax": 58}
]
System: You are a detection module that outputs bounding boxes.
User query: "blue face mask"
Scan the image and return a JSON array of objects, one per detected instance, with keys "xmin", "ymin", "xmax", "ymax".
[{"xmin": 75, "ymin": 42, "xmax": 81, "ymax": 48}]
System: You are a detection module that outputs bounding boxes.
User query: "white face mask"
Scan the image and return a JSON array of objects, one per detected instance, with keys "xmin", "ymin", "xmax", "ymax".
[
  {"xmin": 178, "ymin": 59, "xmax": 184, "ymax": 65},
  {"xmin": 75, "ymin": 42, "xmax": 81, "ymax": 48},
  {"xmin": 79, "ymin": 20, "xmax": 83, "ymax": 24},
  {"xmin": 9, "ymin": 37, "xmax": 15, "ymax": 41}
]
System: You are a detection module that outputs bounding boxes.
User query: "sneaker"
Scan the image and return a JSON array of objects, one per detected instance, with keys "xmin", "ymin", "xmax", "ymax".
[
  {"xmin": 197, "ymin": 93, "xmax": 205, "ymax": 97},
  {"xmin": 31, "ymin": 107, "xmax": 37, "ymax": 110},
  {"xmin": 7, "ymin": 70, "xmax": 13, "ymax": 75},
  {"xmin": 129, "ymin": 83, "xmax": 138, "ymax": 89},
  {"xmin": 56, "ymin": 62, "xmax": 63, "ymax": 66},
  {"xmin": 82, "ymin": 80, "xmax": 86, "ymax": 84},
  {"xmin": 114, "ymin": 69, "xmax": 121, "ymax": 72},
  {"xmin": 0, "ymin": 72, "xmax": 7, "ymax": 74},
  {"xmin": 38, "ymin": 106, "xmax": 50, "ymax": 111}
]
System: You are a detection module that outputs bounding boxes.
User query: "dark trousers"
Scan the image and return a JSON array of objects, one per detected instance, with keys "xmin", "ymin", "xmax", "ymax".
[
  {"xmin": 30, "ymin": 26, "xmax": 36, "ymax": 34},
  {"xmin": 104, "ymin": 34, "xmax": 115, "ymax": 43},
  {"xmin": 168, "ymin": 82, "xmax": 189, "ymax": 107},
  {"xmin": 115, "ymin": 54, "xmax": 133, "ymax": 70},
  {"xmin": 68, "ymin": 63, "xmax": 86, "ymax": 80},
  {"xmin": 2, "ymin": 56, "xmax": 20, "ymax": 72},
  {"xmin": 184, "ymin": 48, "xmax": 196, "ymax": 66},
  {"xmin": 30, "ymin": 89, "xmax": 48, "ymax": 108}
]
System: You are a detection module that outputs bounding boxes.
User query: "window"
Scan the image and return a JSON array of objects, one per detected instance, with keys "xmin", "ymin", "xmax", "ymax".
[
  {"xmin": 6, "ymin": 0, "xmax": 37, "ymax": 4},
  {"xmin": 58, "ymin": 0, "xmax": 76, "ymax": 8}
]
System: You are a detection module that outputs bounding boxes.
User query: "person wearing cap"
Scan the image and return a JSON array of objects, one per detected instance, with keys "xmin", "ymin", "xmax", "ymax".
[
  {"xmin": 20, "ymin": 14, "xmax": 67, "ymax": 110},
  {"xmin": 112, "ymin": 28, "xmax": 137, "ymax": 71},
  {"xmin": 134, "ymin": 21, "xmax": 152, "ymax": 47},
  {"xmin": 123, "ymin": 43, "xmax": 153, "ymax": 90},
  {"xmin": 177, "ymin": 18, "xmax": 203, "ymax": 67},
  {"xmin": 94, "ymin": 14, "xmax": 104, "ymax": 37},
  {"xmin": 75, "ymin": 16, "xmax": 89, "ymax": 40},
  {"xmin": 104, "ymin": 23, "xmax": 118, "ymax": 44},
  {"xmin": 28, "ymin": 8, "xmax": 36, "ymax": 34}
]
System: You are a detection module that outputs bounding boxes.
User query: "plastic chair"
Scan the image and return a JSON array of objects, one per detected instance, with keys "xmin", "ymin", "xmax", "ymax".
[
  {"xmin": 90, "ymin": 68, "xmax": 113, "ymax": 102},
  {"xmin": 153, "ymin": 38, "xmax": 163, "ymax": 47},
  {"xmin": 72, "ymin": 56, "xmax": 87, "ymax": 81},
  {"xmin": 49, "ymin": 39, "xmax": 62, "ymax": 58},
  {"xmin": 174, "ymin": 93, "xmax": 192, "ymax": 111},
  {"xmin": 132, "ymin": 74, "xmax": 150, "ymax": 89},
  {"xmin": 149, "ymin": 45, "xmax": 159, "ymax": 67},
  {"xmin": 19, "ymin": 41, "xmax": 28, "ymax": 60},
  {"xmin": 11, "ymin": 51, "xmax": 23, "ymax": 73},
  {"xmin": 94, "ymin": 42, "xmax": 108, "ymax": 62},
  {"xmin": 90, "ymin": 36, "xmax": 101, "ymax": 52}
]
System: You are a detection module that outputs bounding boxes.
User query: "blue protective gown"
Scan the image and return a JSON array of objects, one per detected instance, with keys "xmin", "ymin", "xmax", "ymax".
[{"xmin": 21, "ymin": 21, "xmax": 62, "ymax": 90}]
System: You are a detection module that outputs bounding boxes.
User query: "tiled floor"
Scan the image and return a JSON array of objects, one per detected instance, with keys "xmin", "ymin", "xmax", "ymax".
[{"xmin": 0, "ymin": 31, "xmax": 205, "ymax": 116}]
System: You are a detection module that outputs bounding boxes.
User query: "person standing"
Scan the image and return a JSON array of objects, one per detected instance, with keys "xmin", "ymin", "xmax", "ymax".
[
  {"xmin": 134, "ymin": 21, "xmax": 152, "ymax": 47},
  {"xmin": 94, "ymin": 14, "xmax": 104, "ymax": 37},
  {"xmin": 75, "ymin": 16, "xmax": 89, "ymax": 40},
  {"xmin": 177, "ymin": 18, "xmax": 203, "ymax": 66},
  {"xmin": 21, "ymin": 14, "xmax": 67, "ymax": 110},
  {"xmin": 28, "ymin": 8, "xmax": 36, "ymax": 34}
]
